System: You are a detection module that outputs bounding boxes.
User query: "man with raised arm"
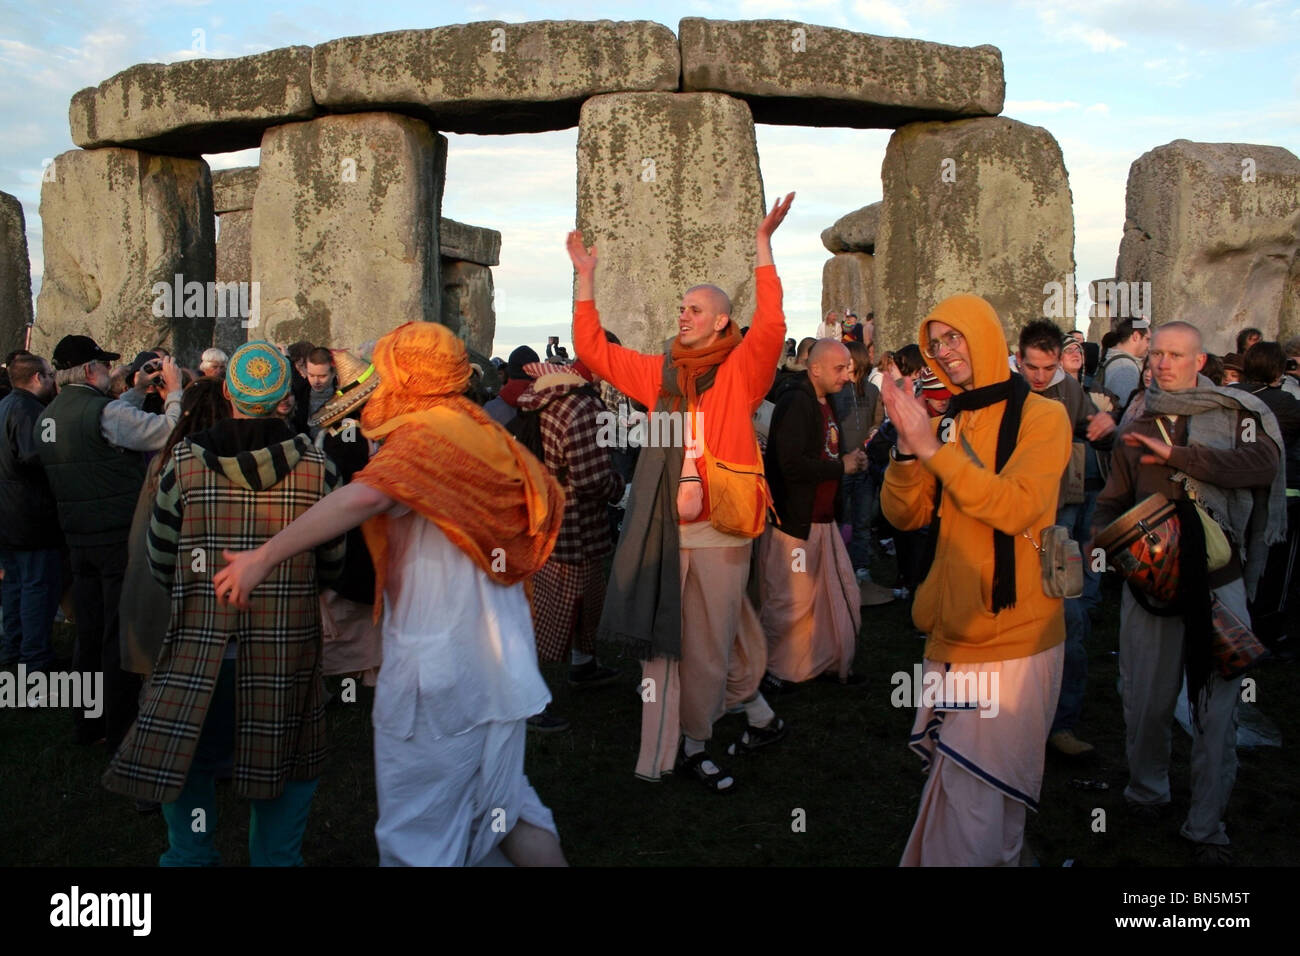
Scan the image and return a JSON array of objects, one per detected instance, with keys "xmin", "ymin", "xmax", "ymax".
[{"xmin": 566, "ymin": 192, "xmax": 794, "ymax": 793}]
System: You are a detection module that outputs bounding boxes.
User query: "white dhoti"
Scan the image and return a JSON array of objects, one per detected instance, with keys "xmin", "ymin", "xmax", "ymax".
[
  {"xmin": 373, "ymin": 718, "xmax": 557, "ymax": 867},
  {"xmin": 900, "ymin": 643, "xmax": 1064, "ymax": 867},
  {"xmin": 758, "ymin": 522, "xmax": 861, "ymax": 683}
]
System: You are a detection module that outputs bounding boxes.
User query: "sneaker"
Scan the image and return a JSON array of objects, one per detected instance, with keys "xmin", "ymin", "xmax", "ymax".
[
  {"xmin": 568, "ymin": 660, "xmax": 619, "ymax": 689},
  {"xmin": 1048, "ymin": 730, "xmax": 1095, "ymax": 757},
  {"xmin": 526, "ymin": 707, "xmax": 570, "ymax": 734},
  {"xmin": 760, "ymin": 671, "xmax": 795, "ymax": 698},
  {"xmin": 726, "ymin": 717, "xmax": 787, "ymax": 756},
  {"xmin": 880, "ymin": 538, "xmax": 896, "ymax": 556},
  {"xmin": 1192, "ymin": 842, "xmax": 1234, "ymax": 867},
  {"xmin": 855, "ymin": 567, "xmax": 872, "ymax": 583},
  {"xmin": 892, "ymin": 586, "xmax": 911, "ymax": 601}
]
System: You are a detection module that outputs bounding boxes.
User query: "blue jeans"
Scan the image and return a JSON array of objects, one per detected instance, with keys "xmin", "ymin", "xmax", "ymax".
[
  {"xmin": 1051, "ymin": 502, "xmax": 1092, "ymax": 734},
  {"xmin": 0, "ymin": 547, "xmax": 61, "ymax": 670},
  {"xmin": 841, "ymin": 471, "xmax": 876, "ymax": 571},
  {"xmin": 160, "ymin": 658, "xmax": 319, "ymax": 866}
]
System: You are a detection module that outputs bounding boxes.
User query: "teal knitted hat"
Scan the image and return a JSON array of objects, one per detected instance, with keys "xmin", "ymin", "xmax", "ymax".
[{"xmin": 226, "ymin": 340, "xmax": 290, "ymax": 417}]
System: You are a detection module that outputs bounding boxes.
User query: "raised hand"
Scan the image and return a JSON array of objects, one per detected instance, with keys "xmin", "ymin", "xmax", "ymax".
[
  {"xmin": 758, "ymin": 192, "xmax": 795, "ymax": 241},
  {"xmin": 880, "ymin": 374, "xmax": 940, "ymax": 461},
  {"xmin": 566, "ymin": 230, "xmax": 597, "ymax": 276}
]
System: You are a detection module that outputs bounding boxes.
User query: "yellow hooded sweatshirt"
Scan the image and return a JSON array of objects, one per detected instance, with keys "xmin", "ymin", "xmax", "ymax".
[{"xmin": 881, "ymin": 295, "xmax": 1071, "ymax": 664}]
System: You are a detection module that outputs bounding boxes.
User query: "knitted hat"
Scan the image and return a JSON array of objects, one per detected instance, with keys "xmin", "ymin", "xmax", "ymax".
[
  {"xmin": 226, "ymin": 340, "xmax": 290, "ymax": 417},
  {"xmin": 920, "ymin": 369, "xmax": 952, "ymax": 402},
  {"xmin": 506, "ymin": 346, "xmax": 540, "ymax": 380},
  {"xmin": 309, "ymin": 350, "xmax": 381, "ymax": 428}
]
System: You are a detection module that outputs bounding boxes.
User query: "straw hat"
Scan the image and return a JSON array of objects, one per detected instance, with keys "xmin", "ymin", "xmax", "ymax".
[{"xmin": 309, "ymin": 350, "xmax": 381, "ymax": 428}]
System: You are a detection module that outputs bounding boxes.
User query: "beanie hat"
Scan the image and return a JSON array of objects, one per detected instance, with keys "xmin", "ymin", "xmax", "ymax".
[
  {"xmin": 506, "ymin": 346, "xmax": 540, "ymax": 380},
  {"xmin": 226, "ymin": 340, "xmax": 290, "ymax": 417}
]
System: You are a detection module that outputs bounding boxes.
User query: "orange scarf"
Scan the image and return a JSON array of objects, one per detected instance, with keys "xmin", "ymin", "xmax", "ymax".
[
  {"xmin": 665, "ymin": 323, "xmax": 742, "ymax": 413},
  {"xmin": 355, "ymin": 322, "xmax": 563, "ymax": 621}
]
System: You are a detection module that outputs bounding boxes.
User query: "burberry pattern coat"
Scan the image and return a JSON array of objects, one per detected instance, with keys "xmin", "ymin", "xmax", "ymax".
[{"xmin": 103, "ymin": 427, "xmax": 344, "ymax": 803}]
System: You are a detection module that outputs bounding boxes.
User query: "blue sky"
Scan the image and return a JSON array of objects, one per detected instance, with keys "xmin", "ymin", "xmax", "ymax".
[{"xmin": 2, "ymin": 0, "xmax": 1297, "ymax": 356}]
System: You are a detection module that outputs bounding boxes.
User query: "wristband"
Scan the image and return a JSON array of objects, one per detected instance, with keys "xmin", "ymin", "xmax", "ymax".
[{"xmin": 890, "ymin": 445, "xmax": 917, "ymax": 463}]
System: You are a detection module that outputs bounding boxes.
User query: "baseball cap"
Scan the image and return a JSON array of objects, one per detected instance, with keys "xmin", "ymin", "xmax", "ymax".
[{"xmin": 52, "ymin": 335, "xmax": 120, "ymax": 371}]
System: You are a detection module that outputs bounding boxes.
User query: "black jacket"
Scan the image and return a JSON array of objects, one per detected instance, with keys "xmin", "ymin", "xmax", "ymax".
[
  {"xmin": 1232, "ymin": 381, "xmax": 1300, "ymax": 489},
  {"xmin": 0, "ymin": 387, "xmax": 62, "ymax": 549},
  {"xmin": 764, "ymin": 373, "xmax": 844, "ymax": 540}
]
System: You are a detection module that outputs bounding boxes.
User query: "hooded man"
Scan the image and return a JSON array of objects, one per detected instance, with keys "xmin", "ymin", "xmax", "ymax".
[
  {"xmin": 484, "ymin": 346, "xmax": 541, "ymax": 428},
  {"xmin": 103, "ymin": 341, "xmax": 345, "ymax": 865},
  {"xmin": 880, "ymin": 295, "xmax": 1071, "ymax": 866},
  {"xmin": 566, "ymin": 192, "xmax": 795, "ymax": 792},
  {"xmin": 1090, "ymin": 321, "xmax": 1283, "ymax": 866},
  {"xmin": 213, "ymin": 323, "xmax": 568, "ymax": 867}
]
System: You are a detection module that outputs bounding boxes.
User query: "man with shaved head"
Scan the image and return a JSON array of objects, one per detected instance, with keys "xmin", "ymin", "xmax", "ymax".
[
  {"xmin": 759, "ymin": 339, "xmax": 868, "ymax": 688},
  {"xmin": 1091, "ymin": 320, "xmax": 1285, "ymax": 866},
  {"xmin": 567, "ymin": 192, "xmax": 795, "ymax": 793}
]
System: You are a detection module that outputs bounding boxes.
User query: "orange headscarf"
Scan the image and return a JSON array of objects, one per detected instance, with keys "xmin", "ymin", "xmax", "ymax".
[{"xmin": 355, "ymin": 322, "xmax": 564, "ymax": 619}]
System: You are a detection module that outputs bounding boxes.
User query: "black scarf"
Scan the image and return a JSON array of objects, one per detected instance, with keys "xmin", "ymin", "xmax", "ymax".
[{"xmin": 925, "ymin": 375, "xmax": 1030, "ymax": 613}]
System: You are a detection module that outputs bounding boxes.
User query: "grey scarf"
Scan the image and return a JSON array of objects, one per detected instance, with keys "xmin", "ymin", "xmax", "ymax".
[
  {"xmin": 596, "ymin": 353, "xmax": 719, "ymax": 660},
  {"xmin": 1144, "ymin": 374, "xmax": 1286, "ymax": 599}
]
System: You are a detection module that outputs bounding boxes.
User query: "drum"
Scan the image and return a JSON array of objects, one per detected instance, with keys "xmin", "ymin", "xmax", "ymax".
[
  {"xmin": 1210, "ymin": 596, "xmax": 1270, "ymax": 678},
  {"xmin": 1094, "ymin": 493, "xmax": 1180, "ymax": 602}
]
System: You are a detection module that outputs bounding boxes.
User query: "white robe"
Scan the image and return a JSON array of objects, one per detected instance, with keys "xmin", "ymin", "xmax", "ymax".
[{"xmin": 371, "ymin": 507, "xmax": 557, "ymax": 866}]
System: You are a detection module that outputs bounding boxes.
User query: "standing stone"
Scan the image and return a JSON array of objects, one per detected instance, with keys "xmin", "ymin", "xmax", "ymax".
[
  {"xmin": 313, "ymin": 21, "xmax": 679, "ymax": 134},
  {"xmin": 0, "ymin": 192, "xmax": 34, "ymax": 357},
  {"xmin": 821, "ymin": 202, "xmax": 880, "ymax": 254},
  {"xmin": 70, "ymin": 47, "xmax": 317, "ymax": 154},
  {"xmin": 34, "ymin": 148, "xmax": 214, "ymax": 365},
  {"xmin": 821, "ymin": 253, "xmax": 874, "ymax": 321},
  {"xmin": 441, "ymin": 260, "xmax": 496, "ymax": 356},
  {"xmin": 212, "ymin": 167, "xmax": 259, "ymax": 355},
  {"xmin": 576, "ymin": 92, "xmax": 765, "ymax": 353},
  {"xmin": 875, "ymin": 117, "xmax": 1075, "ymax": 349},
  {"xmin": 680, "ymin": 18, "xmax": 1004, "ymax": 128},
  {"xmin": 252, "ymin": 114, "xmax": 445, "ymax": 349},
  {"xmin": 440, "ymin": 218, "xmax": 500, "ymax": 266},
  {"xmin": 1116, "ymin": 140, "xmax": 1300, "ymax": 353},
  {"xmin": 213, "ymin": 166, "xmax": 258, "ymax": 214}
]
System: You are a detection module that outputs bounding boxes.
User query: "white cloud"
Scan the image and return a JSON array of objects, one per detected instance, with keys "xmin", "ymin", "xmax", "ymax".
[
  {"xmin": 1085, "ymin": 103, "xmax": 1110, "ymax": 114},
  {"xmin": 851, "ymin": 0, "xmax": 913, "ymax": 33},
  {"xmin": 1072, "ymin": 24, "xmax": 1126, "ymax": 52}
]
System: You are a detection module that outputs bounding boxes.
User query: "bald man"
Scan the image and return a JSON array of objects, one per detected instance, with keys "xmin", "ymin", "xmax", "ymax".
[
  {"xmin": 568, "ymin": 193, "xmax": 796, "ymax": 793},
  {"xmin": 1091, "ymin": 321, "xmax": 1284, "ymax": 866},
  {"xmin": 759, "ymin": 340, "xmax": 867, "ymax": 687}
]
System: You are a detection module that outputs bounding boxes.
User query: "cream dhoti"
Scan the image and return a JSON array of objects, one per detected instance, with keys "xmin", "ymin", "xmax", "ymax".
[
  {"xmin": 900, "ymin": 642, "xmax": 1064, "ymax": 867},
  {"xmin": 758, "ymin": 522, "xmax": 861, "ymax": 683}
]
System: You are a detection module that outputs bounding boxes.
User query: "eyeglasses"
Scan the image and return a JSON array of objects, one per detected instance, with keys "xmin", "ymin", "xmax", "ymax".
[{"xmin": 923, "ymin": 330, "xmax": 965, "ymax": 359}]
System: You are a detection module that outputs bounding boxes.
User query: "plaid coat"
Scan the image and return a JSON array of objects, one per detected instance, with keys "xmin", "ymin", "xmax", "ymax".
[
  {"xmin": 103, "ymin": 421, "xmax": 343, "ymax": 802},
  {"xmin": 517, "ymin": 380, "xmax": 624, "ymax": 564}
]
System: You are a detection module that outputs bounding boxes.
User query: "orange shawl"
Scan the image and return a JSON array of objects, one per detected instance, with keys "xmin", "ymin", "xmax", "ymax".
[
  {"xmin": 355, "ymin": 322, "xmax": 564, "ymax": 620},
  {"xmin": 665, "ymin": 323, "xmax": 742, "ymax": 412}
]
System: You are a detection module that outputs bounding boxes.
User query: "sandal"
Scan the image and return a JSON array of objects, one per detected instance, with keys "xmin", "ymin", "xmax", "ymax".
[
  {"xmin": 674, "ymin": 748, "xmax": 737, "ymax": 794},
  {"xmin": 726, "ymin": 717, "xmax": 787, "ymax": 756}
]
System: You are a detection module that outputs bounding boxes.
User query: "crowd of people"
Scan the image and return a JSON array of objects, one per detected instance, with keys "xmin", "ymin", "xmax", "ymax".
[{"xmin": 1, "ymin": 193, "xmax": 1295, "ymax": 867}]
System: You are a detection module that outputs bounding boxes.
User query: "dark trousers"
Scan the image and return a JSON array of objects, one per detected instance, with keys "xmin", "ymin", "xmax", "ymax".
[
  {"xmin": 1250, "ymin": 496, "xmax": 1300, "ymax": 649},
  {"xmin": 69, "ymin": 542, "xmax": 140, "ymax": 750},
  {"xmin": 0, "ymin": 547, "xmax": 62, "ymax": 670}
]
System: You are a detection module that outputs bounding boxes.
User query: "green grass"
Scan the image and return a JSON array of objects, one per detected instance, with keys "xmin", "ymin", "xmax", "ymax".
[{"xmin": 2, "ymin": 567, "xmax": 1297, "ymax": 866}]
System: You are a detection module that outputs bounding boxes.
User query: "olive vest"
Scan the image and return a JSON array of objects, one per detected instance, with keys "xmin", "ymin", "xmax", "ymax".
[{"xmin": 36, "ymin": 384, "xmax": 147, "ymax": 547}]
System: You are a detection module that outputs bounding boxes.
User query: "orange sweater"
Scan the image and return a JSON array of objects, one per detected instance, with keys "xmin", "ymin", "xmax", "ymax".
[
  {"xmin": 572, "ymin": 266, "xmax": 785, "ymax": 516},
  {"xmin": 881, "ymin": 296, "xmax": 1071, "ymax": 663}
]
